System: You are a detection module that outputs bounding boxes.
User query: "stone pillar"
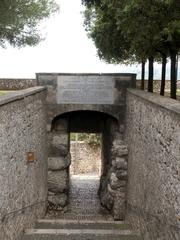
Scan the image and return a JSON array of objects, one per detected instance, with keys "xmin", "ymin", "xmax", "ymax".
[
  {"xmin": 110, "ymin": 137, "xmax": 128, "ymax": 220},
  {"xmin": 99, "ymin": 122, "xmax": 128, "ymax": 220},
  {"xmin": 47, "ymin": 118, "xmax": 70, "ymax": 211}
]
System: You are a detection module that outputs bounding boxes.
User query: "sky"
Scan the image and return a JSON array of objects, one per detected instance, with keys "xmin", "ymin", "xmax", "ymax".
[{"xmin": 0, "ymin": 0, "xmax": 179, "ymax": 79}]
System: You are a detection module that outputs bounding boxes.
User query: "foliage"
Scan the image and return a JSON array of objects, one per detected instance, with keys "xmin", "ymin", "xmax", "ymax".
[
  {"xmin": 70, "ymin": 133, "xmax": 101, "ymax": 147},
  {"xmin": 82, "ymin": 0, "xmax": 180, "ymax": 98},
  {"xmin": 87, "ymin": 133, "xmax": 101, "ymax": 147},
  {"xmin": 0, "ymin": 0, "xmax": 59, "ymax": 47},
  {"xmin": 83, "ymin": 0, "xmax": 179, "ymax": 62},
  {"xmin": 83, "ymin": 1, "xmax": 134, "ymax": 64},
  {"xmin": 120, "ymin": 0, "xmax": 180, "ymax": 57}
]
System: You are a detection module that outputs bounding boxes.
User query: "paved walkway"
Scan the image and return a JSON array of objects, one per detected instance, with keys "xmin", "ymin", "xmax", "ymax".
[
  {"xmin": 24, "ymin": 175, "xmax": 141, "ymax": 239},
  {"xmin": 46, "ymin": 175, "xmax": 112, "ymax": 221}
]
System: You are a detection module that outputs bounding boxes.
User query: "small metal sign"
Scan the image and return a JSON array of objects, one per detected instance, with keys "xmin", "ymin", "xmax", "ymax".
[{"xmin": 27, "ymin": 152, "xmax": 36, "ymax": 163}]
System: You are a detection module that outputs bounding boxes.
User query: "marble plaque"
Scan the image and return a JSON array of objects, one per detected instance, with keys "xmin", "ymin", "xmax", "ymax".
[{"xmin": 57, "ymin": 76, "xmax": 114, "ymax": 104}]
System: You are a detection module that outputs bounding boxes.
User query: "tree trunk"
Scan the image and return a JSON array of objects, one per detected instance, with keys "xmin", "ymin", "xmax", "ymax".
[
  {"xmin": 148, "ymin": 57, "xmax": 154, "ymax": 92},
  {"xmin": 160, "ymin": 55, "xmax": 167, "ymax": 96},
  {"xmin": 141, "ymin": 61, "xmax": 145, "ymax": 90},
  {"xmin": 170, "ymin": 50, "xmax": 177, "ymax": 99}
]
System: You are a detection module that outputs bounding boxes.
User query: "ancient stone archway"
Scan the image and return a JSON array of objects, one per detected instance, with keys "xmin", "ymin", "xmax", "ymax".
[
  {"xmin": 48, "ymin": 110, "xmax": 128, "ymax": 220},
  {"xmin": 37, "ymin": 73, "xmax": 135, "ymax": 220}
]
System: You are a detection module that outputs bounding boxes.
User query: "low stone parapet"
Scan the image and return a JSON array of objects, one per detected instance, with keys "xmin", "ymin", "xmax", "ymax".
[
  {"xmin": 0, "ymin": 87, "xmax": 47, "ymax": 240},
  {"xmin": 125, "ymin": 89, "xmax": 180, "ymax": 239}
]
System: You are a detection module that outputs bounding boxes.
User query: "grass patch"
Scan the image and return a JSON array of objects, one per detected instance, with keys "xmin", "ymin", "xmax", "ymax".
[
  {"xmin": 0, "ymin": 90, "xmax": 15, "ymax": 96},
  {"xmin": 0, "ymin": 91, "xmax": 6, "ymax": 96}
]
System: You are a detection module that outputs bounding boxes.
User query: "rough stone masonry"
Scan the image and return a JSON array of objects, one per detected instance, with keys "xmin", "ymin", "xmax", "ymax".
[
  {"xmin": 0, "ymin": 74, "xmax": 179, "ymax": 240},
  {"xmin": 125, "ymin": 89, "xmax": 180, "ymax": 240},
  {"xmin": 0, "ymin": 87, "xmax": 47, "ymax": 240},
  {"xmin": 99, "ymin": 122, "xmax": 128, "ymax": 220},
  {"xmin": 38, "ymin": 73, "xmax": 136, "ymax": 218},
  {"xmin": 47, "ymin": 117, "xmax": 71, "ymax": 211}
]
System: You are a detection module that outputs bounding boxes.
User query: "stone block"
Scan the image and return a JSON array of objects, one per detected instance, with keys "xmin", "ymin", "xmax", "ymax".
[
  {"xmin": 107, "ymin": 183, "xmax": 116, "ymax": 197},
  {"xmin": 112, "ymin": 139, "xmax": 124, "ymax": 147},
  {"xmin": 108, "ymin": 183, "xmax": 126, "ymax": 196},
  {"xmin": 116, "ymin": 170, "xmax": 128, "ymax": 180},
  {"xmin": 48, "ymin": 192, "xmax": 67, "ymax": 210},
  {"xmin": 99, "ymin": 176, "xmax": 114, "ymax": 210},
  {"xmin": 112, "ymin": 144, "xmax": 128, "ymax": 157},
  {"xmin": 48, "ymin": 170, "xmax": 68, "ymax": 193},
  {"xmin": 52, "ymin": 133, "xmax": 69, "ymax": 147},
  {"xmin": 119, "ymin": 124, "xmax": 125, "ymax": 134},
  {"xmin": 54, "ymin": 118, "xmax": 68, "ymax": 132},
  {"xmin": 113, "ymin": 196, "xmax": 126, "ymax": 220},
  {"xmin": 112, "ymin": 157, "xmax": 127, "ymax": 170},
  {"xmin": 50, "ymin": 133, "xmax": 69, "ymax": 156},
  {"xmin": 113, "ymin": 132, "xmax": 123, "ymax": 141},
  {"xmin": 110, "ymin": 173, "xmax": 126, "ymax": 190},
  {"xmin": 46, "ymin": 86, "xmax": 57, "ymax": 103},
  {"xmin": 48, "ymin": 154, "xmax": 71, "ymax": 171},
  {"xmin": 100, "ymin": 188, "xmax": 114, "ymax": 210}
]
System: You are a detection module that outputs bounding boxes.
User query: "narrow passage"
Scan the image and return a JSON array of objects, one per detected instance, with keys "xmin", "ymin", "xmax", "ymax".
[
  {"xmin": 67, "ymin": 175, "xmax": 112, "ymax": 220},
  {"xmin": 46, "ymin": 175, "xmax": 112, "ymax": 221}
]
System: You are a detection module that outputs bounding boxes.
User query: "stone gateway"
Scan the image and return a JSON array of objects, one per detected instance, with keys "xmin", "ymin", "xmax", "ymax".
[
  {"xmin": 57, "ymin": 75, "xmax": 114, "ymax": 104},
  {"xmin": 0, "ymin": 74, "xmax": 179, "ymax": 240}
]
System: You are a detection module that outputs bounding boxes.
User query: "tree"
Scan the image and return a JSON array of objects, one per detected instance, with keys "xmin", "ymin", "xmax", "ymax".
[
  {"xmin": 83, "ymin": 0, "xmax": 157, "ymax": 92},
  {"xmin": 82, "ymin": 0, "xmax": 180, "ymax": 98},
  {"xmin": 116, "ymin": 0, "xmax": 167, "ymax": 93},
  {"xmin": 148, "ymin": 0, "xmax": 180, "ymax": 98},
  {"xmin": 163, "ymin": 19, "xmax": 180, "ymax": 99},
  {"xmin": 83, "ymin": 1, "xmax": 134, "ymax": 65},
  {"xmin": 140, "ymin": 61, "xmax": 145, "ymax": 90},
  {"xmin": 0, "ymin": 0, "xmax": 59, "ymax": 48}
]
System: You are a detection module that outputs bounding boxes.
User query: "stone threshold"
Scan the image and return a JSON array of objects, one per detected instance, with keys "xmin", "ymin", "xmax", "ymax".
[
  {"xmin": 37, "ymin": 219, "xmax": 125, "ymax": 224},
  {"xmin": 25, "ymin": 229, "xmax": 134, "ymax": 235}
]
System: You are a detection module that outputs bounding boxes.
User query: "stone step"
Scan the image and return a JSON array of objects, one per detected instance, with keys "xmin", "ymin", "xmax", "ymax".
[
  {"xmin": 35, "ymin": 219, "xmax": 129, "ymax": 230},
  {"xmin": 45, "ymin": 213, "xmax": 113, "ymax": 221},
  {"xmin": 23, "ymin": 228, "xmax": 141, "ymax": 240}
]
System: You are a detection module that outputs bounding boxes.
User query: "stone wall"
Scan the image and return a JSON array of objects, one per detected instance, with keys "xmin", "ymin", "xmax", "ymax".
[
  {"xmin": 36, "ymin": 73, "xmax": 136, "ymax": 124},
  {"xmin": 125, "ymin": 89, "xmax": 180, "ymax": 240},
  {"xmin": 70, "ymin": 141, "xmax": 101, "ymax": 175},
  {"xmin": 136, "ymin": 79, "xmax": 180, "ymax": 92},
  {"xmin": 0, "ymin": 78, "xmax": 37, "ymax": 90},
  {"xmin": 99, "ymin": 119, "xmax": 128, "ymax": 220},
  {"xmin": 47, "ymin": 117, "xmax": 70, "ymax": 212},
  {"xmin": 0, "ymin": 87, "xmax": 47, "ymax": 240}
]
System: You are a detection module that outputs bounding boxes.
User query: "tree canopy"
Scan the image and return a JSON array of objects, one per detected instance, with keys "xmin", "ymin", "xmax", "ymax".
[
  {"xmin": 83, "ymin": 2, "xmax": 133, "ymax": 64},
  {"xmin": 82, "ymin": 0, "xmax": 180, "ymax": 62},
  {"xmin": 0, "ymin": 0, "xmax": 59, "ymax": 47},
  {"xmin": 82, "ymin": 0, "xmax": 180, "ymax": 98}
]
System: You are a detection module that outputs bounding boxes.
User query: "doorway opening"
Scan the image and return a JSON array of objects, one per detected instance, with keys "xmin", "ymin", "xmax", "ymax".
[
  {"xmin": 67, "ymin": 133, "xmax": 111, "ymax": 220},
  {"xmin": 47, "ymin": 110, "xmax": 122, "ymax": 220}
]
